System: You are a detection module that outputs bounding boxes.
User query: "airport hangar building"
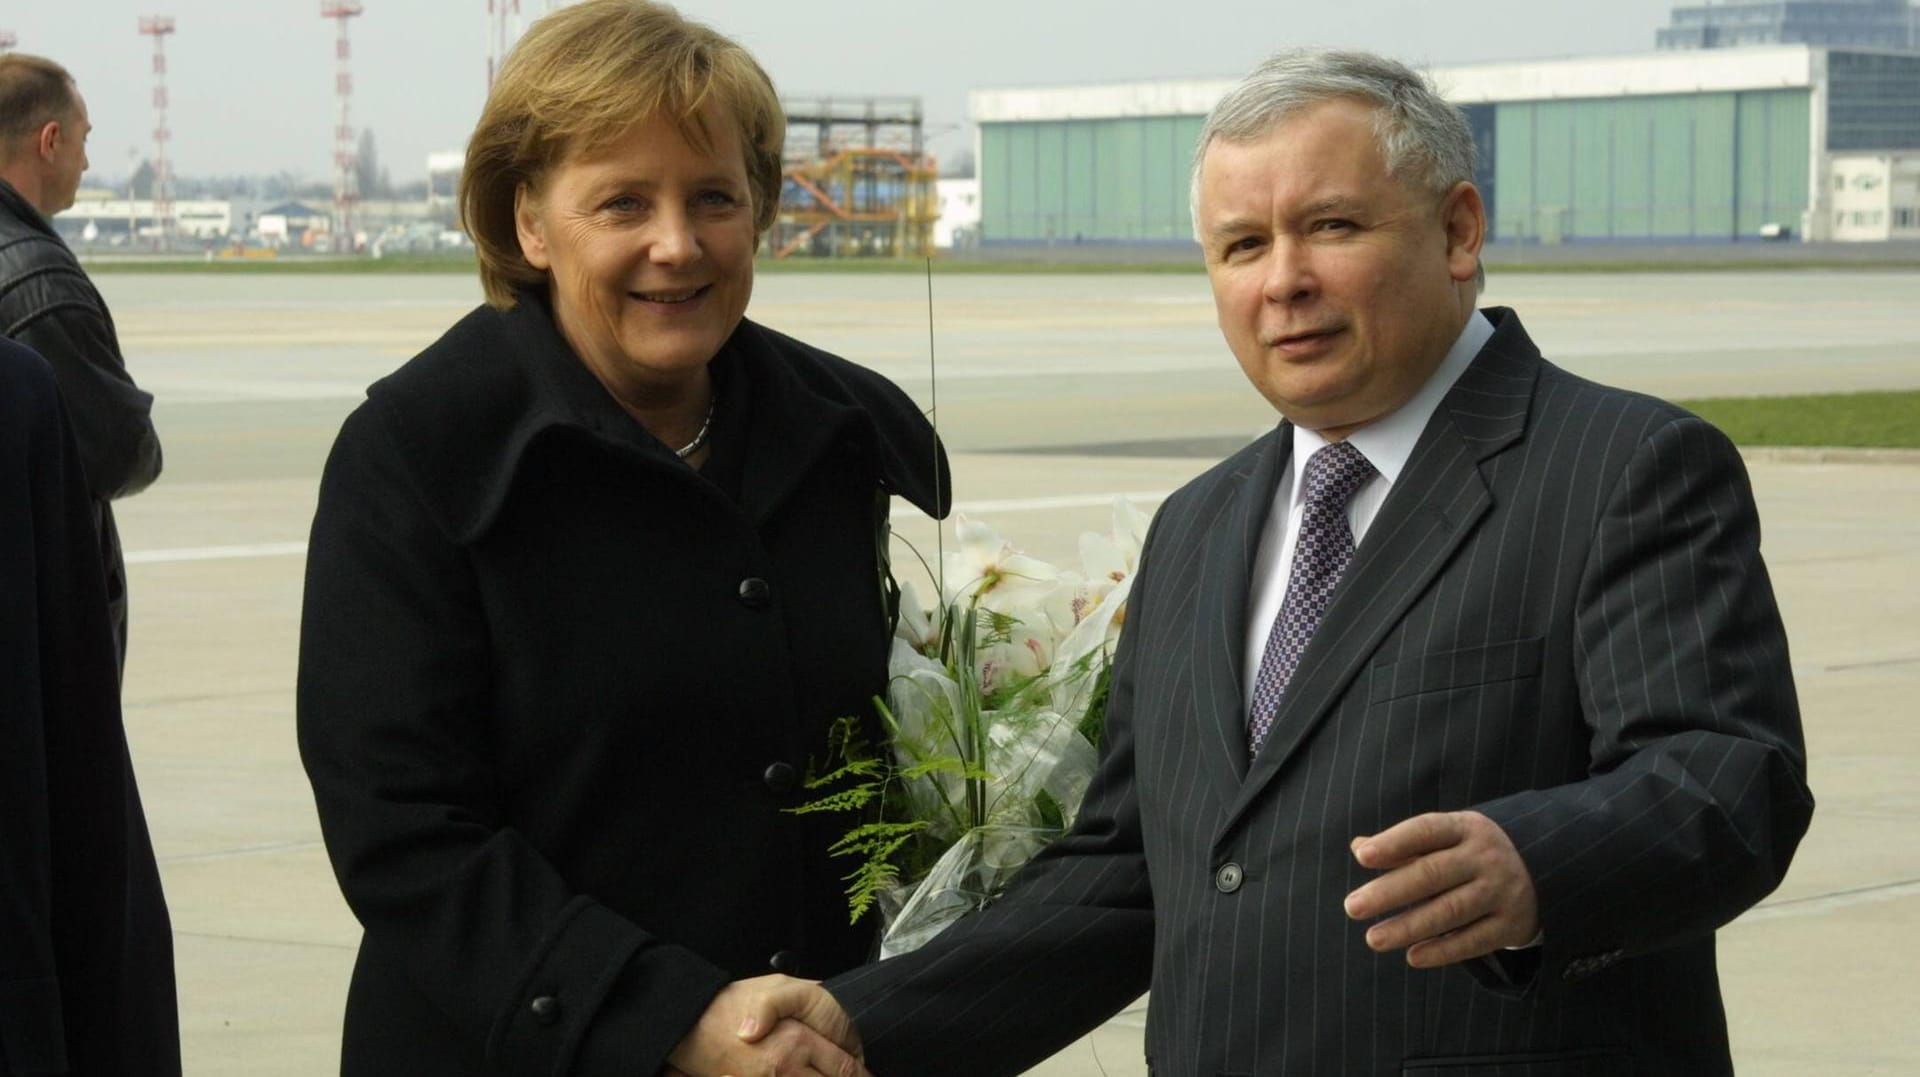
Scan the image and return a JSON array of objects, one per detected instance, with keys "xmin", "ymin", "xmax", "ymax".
[{"xmin": 967, "ymin": 45, "xmax": 1920, "ymax": 247}]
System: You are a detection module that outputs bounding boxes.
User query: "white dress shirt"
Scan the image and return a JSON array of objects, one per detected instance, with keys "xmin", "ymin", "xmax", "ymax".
[{"xmin": 1242, "ymin": 310, "xmax": 1495, "ymax": 711}]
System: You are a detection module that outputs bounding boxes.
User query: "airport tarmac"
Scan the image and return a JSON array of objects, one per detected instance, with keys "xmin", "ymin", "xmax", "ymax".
[{"xmin": 95, "ymin": 269, "xmax": 1920, "ymax": 1075}]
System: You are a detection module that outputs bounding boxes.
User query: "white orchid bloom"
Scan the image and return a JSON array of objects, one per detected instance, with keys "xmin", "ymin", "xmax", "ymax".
[
  {"xmin": 1078, "ymin": 530, "xmax": 1131, "ymax": 595},
  {"xmin": 1064, "ymin": 547, "xmax": 1124, "ymax": 632},
  {"xmin": 894, "ymin": 579, "xmax": 938, "ymax": 653},
  {"xmin": 1060, "ymin": 497, "xmax": 1152, "ymax": 628},
  {"xmin": 942, "ymin": 515, "xmax": 1059, "ymax": 611},
  {"xmin": 1111, "ymin": 496, "xmax": 1152, "ymax": 561},
  {"xmin": 1035, "ymin": 572, "xmax": 1089, "ymax": 639},
  {"xmin": 1060, "ymin": 571, "xmax": 1133, "ymax": 660},
  {"xmin": 1050, "ymin": 570, "xmax": 1131, "ymax": 721},
  {"xmin": 972, "ymin": 618, "xmax": 1054, "ymax": 699}
]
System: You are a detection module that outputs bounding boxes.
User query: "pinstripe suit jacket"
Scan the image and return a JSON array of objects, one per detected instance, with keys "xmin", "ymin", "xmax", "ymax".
[{"xmin": 828, "ymin": 308, "xmax": 1813, "ymax": 1077}]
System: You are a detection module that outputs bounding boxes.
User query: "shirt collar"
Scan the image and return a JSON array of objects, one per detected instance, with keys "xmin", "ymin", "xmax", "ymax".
[{"xmin": 1288, "ymin": 309, "xmax": 1494, "ymax": 499}]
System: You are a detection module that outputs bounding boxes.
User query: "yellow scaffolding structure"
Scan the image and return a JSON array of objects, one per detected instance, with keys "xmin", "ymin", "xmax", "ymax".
[
  {"xmin": 770, "ymin": 97, "xmax": 937, "ymax": 259},
  {"xmin": 772, "ymin": 147, "xmax": 938, "ymax": 259}
]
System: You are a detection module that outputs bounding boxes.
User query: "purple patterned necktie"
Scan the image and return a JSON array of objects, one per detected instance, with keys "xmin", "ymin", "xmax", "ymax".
[{"xmin": 1248, "ymin": 440, "xmax": 1377, "ymax": 754}]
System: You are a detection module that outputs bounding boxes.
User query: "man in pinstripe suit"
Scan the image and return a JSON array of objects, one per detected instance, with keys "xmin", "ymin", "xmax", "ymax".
[{"xmin": 755, "ymin": 49, "xmax": 1813, "ymax": 1077}]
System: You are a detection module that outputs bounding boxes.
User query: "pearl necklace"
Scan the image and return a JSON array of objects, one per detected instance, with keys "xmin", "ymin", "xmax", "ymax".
[{"xmin": 674, "ymin": 396, "xmax": 716, "ymax": 459}]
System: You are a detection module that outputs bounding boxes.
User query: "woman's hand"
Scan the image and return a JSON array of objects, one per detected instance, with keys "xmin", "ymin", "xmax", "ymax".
[{"xmin": 666, "ymin": 974, "xmax": 868, "ymax": 1077}]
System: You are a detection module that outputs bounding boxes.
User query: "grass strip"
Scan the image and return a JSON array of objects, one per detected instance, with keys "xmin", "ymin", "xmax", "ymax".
[{"xmin": 1675, "ymin": 390, "xmax": 1920, "ymax": 449}]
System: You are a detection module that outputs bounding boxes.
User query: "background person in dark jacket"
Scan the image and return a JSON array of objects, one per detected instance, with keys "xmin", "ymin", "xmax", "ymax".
[
  {"xmin": 0, "ymin": 336, "xmax": 180, "ymax": 1077},
  {"xmin": 295, "ymin": 3, "xmax": 947, "ymax": 1075},
  {"xmin": 0, "ymin": 53, "xmax": 164, "ymax": 669}
]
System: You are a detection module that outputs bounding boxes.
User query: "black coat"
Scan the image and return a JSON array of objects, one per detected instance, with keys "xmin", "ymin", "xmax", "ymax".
[
  {"xmin": 297, "ymin": 294, "xmax": 947, "ymax": 1076},
  {"xmin": 0, "ymin": 337, "xmax": 179, "ymax": 1077},
  {"xmin": 0, "ymin": 180, "xmax": 164, "ymax": 664}
]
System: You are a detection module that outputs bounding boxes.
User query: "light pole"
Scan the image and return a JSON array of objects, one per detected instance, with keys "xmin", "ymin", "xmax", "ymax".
[{"xmin": 126, "ymin": 145, "xmax": 138, "ymax": 246}]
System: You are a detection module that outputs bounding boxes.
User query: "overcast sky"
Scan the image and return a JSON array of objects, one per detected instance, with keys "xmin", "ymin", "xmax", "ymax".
[{"xmin": 16, "ymin": 0, "xmax": 1680, "ymax": 185}]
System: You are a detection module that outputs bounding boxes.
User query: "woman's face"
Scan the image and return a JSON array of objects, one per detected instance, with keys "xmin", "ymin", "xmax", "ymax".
[{"xmin": 514, "ymin": 107, "xmax": 757, "ymax": 404}]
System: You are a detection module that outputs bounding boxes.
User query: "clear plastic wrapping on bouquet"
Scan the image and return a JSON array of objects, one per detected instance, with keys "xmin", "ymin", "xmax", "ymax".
[
  {"xmin": 875, "ymin": 642, "xmax": 1103, "ymax": 955},
  {"xmin": 878, "ymin": 824, "xmax": 1057, "ymax": 959}
]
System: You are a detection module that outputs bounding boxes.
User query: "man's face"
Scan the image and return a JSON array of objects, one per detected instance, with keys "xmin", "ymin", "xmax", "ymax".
[
  {"xmin": 1196, "ymin": 96, "xmax": 1483, "ymax": 439},
  {"xmin": 44, "ymin": 90, "xmax": 91, "ymax": 215}
]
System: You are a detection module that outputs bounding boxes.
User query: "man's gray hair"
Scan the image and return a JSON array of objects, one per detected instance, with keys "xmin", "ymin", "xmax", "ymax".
[{"xmin": 1189, "ymin": 49, "xmax": 1477, "ymax": 241}]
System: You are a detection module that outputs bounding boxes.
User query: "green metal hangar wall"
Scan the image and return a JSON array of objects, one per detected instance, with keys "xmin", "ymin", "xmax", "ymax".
[{"xmin": 969, "ymin": 45, "xmax": 1920, "ymax": 246}]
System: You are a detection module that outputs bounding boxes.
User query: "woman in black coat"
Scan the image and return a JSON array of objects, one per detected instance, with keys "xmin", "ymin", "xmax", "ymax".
[{"xmin": 295, "ymin": 4, "xmax": 946, "ymax": 1074}]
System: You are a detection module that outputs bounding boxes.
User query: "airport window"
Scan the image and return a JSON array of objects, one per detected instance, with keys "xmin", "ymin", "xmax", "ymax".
[{"xmin": 1828, "ymin": 52, "xmax": 1920, "ymax": 150}]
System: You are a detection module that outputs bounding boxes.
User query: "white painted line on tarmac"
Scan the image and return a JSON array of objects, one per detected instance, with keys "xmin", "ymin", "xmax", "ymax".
[
  {"xmin": 932, "ymin": 490, "xmax": 1171, "ymax": 516},
  {"xmin": 1735, "ymin": 878, "xmax": 1920, "ymax": 925},
  {"xmin": 161, "ymin": 838, "xmax": 327, "ymax": 865},
  {"xmin": 122, "ymin": 492, "xmax": 1174, "ymax": 564},
  {"xmin": 126, "ymin": 541, "xmax": 310, "ymax": 565}
]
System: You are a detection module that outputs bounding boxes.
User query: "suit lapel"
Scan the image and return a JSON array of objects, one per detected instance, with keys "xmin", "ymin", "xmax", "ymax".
[
  {"xmin": 1192, "ymin": 427, "xmax": 1289, "ymax": 792},
  {"xmin": 1214, "ymin": 312, "xmax": 1540, "ymax": 841}
]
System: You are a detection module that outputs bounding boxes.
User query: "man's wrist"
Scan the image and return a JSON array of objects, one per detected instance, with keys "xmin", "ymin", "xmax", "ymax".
[{"xmin": 1505, "ymin": 929, "xmax": 1545, "ymax": 950}]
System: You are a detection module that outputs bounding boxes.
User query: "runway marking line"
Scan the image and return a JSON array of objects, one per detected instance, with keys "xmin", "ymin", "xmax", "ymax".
[
  {"xmin": 125, "ymin": 541, "xmax": 310, "ymax": 565},
  {"xmin": 1735, "ymin": 877, "xmax": 1920, "ymax": 924}
]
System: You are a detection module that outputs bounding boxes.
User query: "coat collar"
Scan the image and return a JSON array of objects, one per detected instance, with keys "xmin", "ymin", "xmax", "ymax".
[
  {"xmin": 368, "ymin": 292, "xmax": 948, "ymax": 544},
  {"xmin": 0, "ymin": 178, "xmax": 71, "ymax": 255},
  {"xmin": 1209, "ymin": 306, "xmax": 1540, "ymax": 842},
  {"xmin": 0, "ymin": 179, "xmax": 54, "ymax": 237}
]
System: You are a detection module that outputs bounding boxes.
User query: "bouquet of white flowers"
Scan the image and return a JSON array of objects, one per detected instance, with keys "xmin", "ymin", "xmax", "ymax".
[{"xmin": 795, "ymin": 498, "xmax": 1150, "ymax": 957}]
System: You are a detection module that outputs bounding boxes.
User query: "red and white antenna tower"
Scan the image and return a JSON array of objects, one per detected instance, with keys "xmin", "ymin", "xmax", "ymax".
[
  {"xmin": 137, "ymin": 16, "xmax": 176, "ymax": 249},
  {"xmin": 486, "ymin": 0, "xmax": 522, "ymax": 93},
  {"xmin": 321, "ymin": 1, "xmax": 363, "ymax": 250}
]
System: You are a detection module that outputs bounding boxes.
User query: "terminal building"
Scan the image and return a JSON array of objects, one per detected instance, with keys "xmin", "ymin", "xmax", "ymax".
[
  {"xmin": 967, "ymin": 44, "xmax": 1920, "ymax": 246},
  {"xmin": 54, "ymin": 197, "xmax": 235, "ymax": 243},
  {"xmin": 1656, "ymin": 0, "xmax": 1919, "ymax": 51}
]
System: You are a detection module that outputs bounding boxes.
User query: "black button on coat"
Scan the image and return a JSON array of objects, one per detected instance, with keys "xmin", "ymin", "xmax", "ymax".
[{"xmin": 297, "ymin": 296, "xmax": 947, "ymax": 1076}]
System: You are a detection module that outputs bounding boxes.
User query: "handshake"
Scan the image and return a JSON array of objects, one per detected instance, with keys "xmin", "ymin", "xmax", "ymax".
[{"xmin": 665, "ymin": 974, "xmax": 871, "ymax": 1077}]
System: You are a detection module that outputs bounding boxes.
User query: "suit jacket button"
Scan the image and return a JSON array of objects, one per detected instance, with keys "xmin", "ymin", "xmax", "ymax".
[
  {"xmin": 763, "ymin": 761, "xmax": 798, "ymax": 794},
  {"xmin": 530, "ymin": 995, "xmax": 562, "ymax": 1025},
  {"xmin": 770, "ymin": 950, "xmax": 803, "ymax": 975},
  {"xmin": 738, "ymin": 577, "xmax": 771, "ymax": 608},
  {"xmin": 1214, "ymin": 862, "xmax": 1244, "ymax": 893}
]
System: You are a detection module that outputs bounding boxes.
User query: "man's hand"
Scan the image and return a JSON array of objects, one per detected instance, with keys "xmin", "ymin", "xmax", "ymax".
[
  {"xmin": 1343, "ymin": 810, "xmax": 1539, "ymax": 968},
  {"xmin": 666, "ymin": 974, "xmax": 868, "ymax": 1077}
]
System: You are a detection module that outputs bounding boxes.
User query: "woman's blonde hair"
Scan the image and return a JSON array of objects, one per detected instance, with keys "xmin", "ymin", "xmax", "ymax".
[{"xmin": 460, "ymin": 0, "xmax": 785, "ymax": 308}]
